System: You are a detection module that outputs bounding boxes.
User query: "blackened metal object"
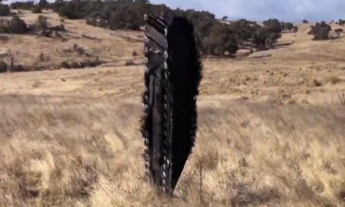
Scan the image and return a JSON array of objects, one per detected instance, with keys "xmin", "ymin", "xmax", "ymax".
[{"xmin": 141, "ymin": 13, "xmax": 202, "ymax": 195}]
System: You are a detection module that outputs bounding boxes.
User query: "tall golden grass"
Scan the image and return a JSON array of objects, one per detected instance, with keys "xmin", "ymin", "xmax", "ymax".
[{"xmin": 1, "ymin": 95, "xmax": 345, "ymax": 207}]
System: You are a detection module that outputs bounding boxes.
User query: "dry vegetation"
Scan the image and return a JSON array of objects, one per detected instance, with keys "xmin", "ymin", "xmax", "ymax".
[
  {"xmin": 0, "ymin": 10, "xmax": 145, "ymax": 71},
  {"xmin": 1, "ymin": 9, "xmax": 345, "ymax": 207}
]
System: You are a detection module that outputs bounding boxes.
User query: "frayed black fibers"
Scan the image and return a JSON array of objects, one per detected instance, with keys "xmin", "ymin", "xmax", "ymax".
[{"xmin": 167, "ymin": 16, "xmax": 203, "ymax": 190}]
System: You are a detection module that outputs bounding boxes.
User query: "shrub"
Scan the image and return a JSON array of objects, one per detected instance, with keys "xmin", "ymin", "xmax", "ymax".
[
  {"xmin": 38, "ymin": 0, "xmax": 48, "ymax": 8},
  {"xmin": 31, "ymin": 6, "xmax": 42, "ymax": 13},
  {"xmin": 282, "ymin": 22, "xmax": 293, "ymax": 31},
  {"xmin": 0, "ymin": 3, "xmax": 10, "ymax": 16},
  {"xmin": 309, "ymin": 21, "xmax": 332, "ymax": 40},
  {"xmin": 12, "ymin": 64, "xmax": 25, "ymax": 72},
  {"xmin": 35, "ymin": 15, "xmax": 48, "ymax": 30},
  {"xmin": 9, "ymin": 16, "xmax": 28, "ymax": 34},
  {"xmin": 81, "ymin": 59, "xmax": 101, "ymax": 67},
  {"xmin": 0, "ymin": 61, "xmax": 7, "ymax": 73},
  {"xmin": 263, "ymin": 18, "xmax": 282, "ymax": 33},
  {"xmin": 335, "ymin": 28, "xmax": 343, "ymax": 37},
  {"xmin": 10, "ymin": 1, "xmax": 35, "ymax": 10},
  {"xmin": 252, "ymin": 27, "xmax": 281, "ymax": 49},
  {"xmin": 60, "ymin": 61, "xmax": 70, "ymax": 69},
  {"xmin": 335, "ymin": 28, "xmax": 343, "ymax": 33},
  {"xmin": 339, "ymin": 19, "xmax": 345, "ymax": 26}
]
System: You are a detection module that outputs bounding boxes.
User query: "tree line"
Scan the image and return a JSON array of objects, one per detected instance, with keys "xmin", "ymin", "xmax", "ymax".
[
  {"xmin": 52, "ymin": 0, "xmax": 296, "ymax": 56},
  {"xmin": 2, "ymin": 0, "xmax": 342, "ymax": 55}
]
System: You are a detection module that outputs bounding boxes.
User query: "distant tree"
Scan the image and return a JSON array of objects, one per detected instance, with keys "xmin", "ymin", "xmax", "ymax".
[
  {"xmin": 9, "ymin": 16, "xmax": 28, "ymax": 34},
  {"xmin": 309, "ymin": 21, "xmax": 332, "ymax": 40},
  {"xmin": 31, "ymin": 5, "xmax": 42, "ymax": 13},
  {"xmin": 10, "ymin": 1, "xmax": 35, "ymax": 10},
  {"xmin": 303, "ymin": 19, "xmax": 308, "ymax": 24},
  {"xmin": 228, "ymin": 19, "xmax": 255, "ymax": 44},
  {"xmin": 0, "ymin": 2, "xmax": 10, "ymax": 16},
  {"xmin": 263, "ymin": 18, "xmax": 282, "ymax": 33},
  {"xmin": 308, "ymin": 25, "xmax": 315, "ymax": 35},
  {"xmin": 335, "ymin": 28, "xmax": 344, "ymax": 33},
  {"xmin": 281, "ymin": 22, "xmax": 294, "ymax": 31},
  {"xmin": 0, "ymin": 61, "xmax": 7, "ymax": 73},
  {"xmin": 39, "ymin": 0, "xmax": 283, "ymax": 57},
  {"xmin": 339, "ymin": 19, "xmax": 345, "ymax": 26},
  {"xmin": 222, "ymin": 16, "xmax": 228, "ymax": 21},
  {"xmin": 202, "ymin": 22, "xmax": 238, "ymax": 56},
  {"xmin": 252, "ymin": 27, "xmax": 281, "ymax": 50},
  {"xmin": 285, "ymin": 22, "xmax": 294, "ymax": 31},
  {"xmin": 335, "ymin": 28, "xmax": 343, "ymax": 37},
  {"xmin": 39, "ymin": 0, "xmax": 48, "ymax": 8}
]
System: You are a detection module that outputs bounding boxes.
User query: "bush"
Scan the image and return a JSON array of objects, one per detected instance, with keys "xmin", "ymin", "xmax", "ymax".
[
  {"xmin": 60, "ymin": 61, "xmax": 70, "ymax": 69},
  {"xmin": 12, "ymin": 64, "xmax": 25, "ymax": 72},
  {"xmin": 335, "ymin": 28, "xmax": 343, "ymax": 37},
  {"xmin": 263, "ymin": 18, "xmax": 282, "ymax": 33},
  {"xmin": 339, "ymin": 19, "xmax": 345, "ymax": 26},
  {"xmin": 38, "ymin": 0, "xmax": 48, "ymax": 8},
  {"xmin": 58, "ymin": 7, "xmax": 81, "ymax": 19},
  {"xmin": 10, "ymin": 1, "xmax": 35, "ymax": 10},
  {"xmin": 309, "ymin": 21, "xmax": 332, "ymax": 40},
  {"xmin": 228, "ymin": 19, "xmax": 256, "ymax": 44},
  {"xmin": 202, "ymin": 22, "xmax": 239, "ymax": 56},
  {"xmin": 9, "ymin": 16, "xmax": 28, "ymax": 34},
  {"xmin": 0, "ymin": 16, "xmax": 29, "ymax": 34},
  {"xmin": 281, "ymin": 22, "xmax": 293, "ymax": 31},
  {"xmin": 35, "ymin": 15, "xmax": 48, "ymax": 30},
  {"xmin": 252, "ymin": 27, "xmax": 281, "ymax": 49},
  {"xmin": 31, "ymin": 6, "xmax": 42, "ymax": 13},
  {"xmin": 0, "ymin": 61, "xmax": 7, "ymax": 73},
  {"xmin": 335, "ymin": 28, "xmax": 343, "ymax": 33},
  {"xmin": 0, "ymin": 3, "xmax": 10, "ymax": 16},
  {"xmin": 81, "ymin": 59, "xmax": 101, "ymax": 67}
]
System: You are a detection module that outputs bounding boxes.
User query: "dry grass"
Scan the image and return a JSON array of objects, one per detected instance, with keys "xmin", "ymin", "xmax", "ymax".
[
  {"xmin": 1, "ymin": 9, "xmax": 345, "ymax": 207},
  {"xmin": 0, "ymin": 10, "xmax": 144, "ymax": 70},
  {"xmin": 1, "ymin": 96, "xmax": 345, "ymax": 207}
]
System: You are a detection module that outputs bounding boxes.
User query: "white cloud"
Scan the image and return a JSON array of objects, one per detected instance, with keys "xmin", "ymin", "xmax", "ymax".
[{"xmin": 149, "ymin": 0, "xmax": 345, "ymax": 22}]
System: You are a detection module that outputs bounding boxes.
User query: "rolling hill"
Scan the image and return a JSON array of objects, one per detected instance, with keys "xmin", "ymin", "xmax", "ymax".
[{"xmin": 1, "ymin": 9, "xmax": 345, "ymax": 207}]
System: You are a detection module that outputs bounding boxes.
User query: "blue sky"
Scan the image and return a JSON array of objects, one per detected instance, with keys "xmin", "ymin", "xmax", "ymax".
[
  {"xmin": 3, "ymin": 0, "xmax": 345, "ymax": 22},
  {"xmin": 150, "ymin": 0, "xmax": 345, "ymax": 22}
]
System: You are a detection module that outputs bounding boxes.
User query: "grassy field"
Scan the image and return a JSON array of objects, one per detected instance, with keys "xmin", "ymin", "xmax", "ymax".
[{"xmin": 1, "ymin": 10, "xmax": 345, "ymax": 207}]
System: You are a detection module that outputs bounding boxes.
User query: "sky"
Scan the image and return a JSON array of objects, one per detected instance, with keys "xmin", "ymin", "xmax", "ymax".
[
  {"xmin": 3, "ymin": 0, "xmax": 345, "ymax": 22},
  {"xmin": 150, "ymin": 0, "xmax": 345, "ymax": 22}
]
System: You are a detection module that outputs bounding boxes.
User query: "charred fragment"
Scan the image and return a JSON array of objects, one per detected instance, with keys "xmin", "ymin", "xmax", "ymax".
[{"xmin": 141, "ymin": 13, "xmax": 202, "ymax": 195}]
